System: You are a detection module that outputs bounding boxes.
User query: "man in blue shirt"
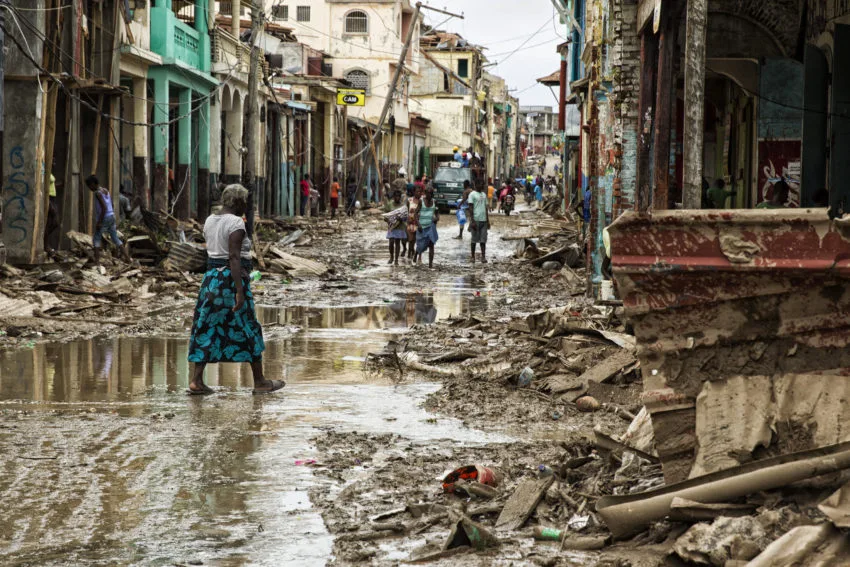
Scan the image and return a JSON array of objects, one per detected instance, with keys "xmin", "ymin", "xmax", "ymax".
[
  {"xmin": 534, "ymin": 182, "xmax": 543, "ymax": 207},
  {"xmin": 453, "ymin": 146, "xmax": 463, "ymax": 163}
]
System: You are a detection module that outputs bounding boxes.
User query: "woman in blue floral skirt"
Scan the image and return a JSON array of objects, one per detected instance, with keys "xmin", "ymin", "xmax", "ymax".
[{"xmin": 187, "ymin": 184, "xmax": 285, "ymax": 395}]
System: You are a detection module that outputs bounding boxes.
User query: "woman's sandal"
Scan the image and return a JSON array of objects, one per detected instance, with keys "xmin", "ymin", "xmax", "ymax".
[
  {"xmin": 252, "ymin": 380, "xmax": 286, "ymax": 395},
  {"xmin": 187, "ymin": 383, "xmax": 215, "ymax": 396}
]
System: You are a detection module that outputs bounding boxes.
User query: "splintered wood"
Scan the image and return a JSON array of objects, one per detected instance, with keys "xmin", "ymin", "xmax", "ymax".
[{"xmin": 495, "ymin": 476, "xmax": 554, "ymax": 531}]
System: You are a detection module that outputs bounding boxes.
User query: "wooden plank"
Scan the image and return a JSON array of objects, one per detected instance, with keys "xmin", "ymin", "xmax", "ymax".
[
  {"xmin": 495, "ymin": 476, "xmax": 554, "ymax": 531},
  {"xmin": 636, "ymin": 31, "xmax": 658, "ymax": 213},
  {"xmin": 576, "ymin": 349, "xmax": 637, "ymax": 384},
  {"xmin": 269, "ymin": 246, "xmax": 329, "ymax": 277},
  {"xmin": 653, "ymin": 8, "xmax": 675, "ymax": 211}
]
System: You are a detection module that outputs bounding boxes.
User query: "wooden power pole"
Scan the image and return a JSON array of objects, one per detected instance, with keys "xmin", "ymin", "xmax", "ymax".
[{"xmin": 244, "ymin": 0, "xmax": 262, "ymax": 236}]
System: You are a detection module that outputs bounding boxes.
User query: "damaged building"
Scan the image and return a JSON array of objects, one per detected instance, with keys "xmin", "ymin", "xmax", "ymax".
[{"xmin": 559, "ymin": 0, "xmax": 850, "ymax": 484}]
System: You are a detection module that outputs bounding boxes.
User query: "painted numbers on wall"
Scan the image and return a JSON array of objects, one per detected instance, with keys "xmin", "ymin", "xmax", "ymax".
[{"xmin": 3, "ymin": 146, "xmax": 31, "ymax": 244}]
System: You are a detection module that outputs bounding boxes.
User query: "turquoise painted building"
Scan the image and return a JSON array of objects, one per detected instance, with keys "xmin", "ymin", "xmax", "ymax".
[{"xmin": 149, "ymin": 0, "xmax": 218, "ymax": 220}]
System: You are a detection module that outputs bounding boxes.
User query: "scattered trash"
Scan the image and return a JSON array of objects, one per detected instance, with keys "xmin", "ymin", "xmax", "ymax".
[
  {"xmin": 517, "ymin": 366, "xmax": 535, "ymax": 388},
  {"xmin": 295, "ymin": 459, "xmax": 317, "ymax": 466},
  {"xmin": 532, "ymin": 526, "xmax": 563, "ymax": 541},
  {"xmin": 442, "ymin": 465, "xmax": 501, "ymax": 494},
  {"xmin": 567, "ymin": 514, "xmax": 591, "ymax": 531},
  {"xmin": 496, "ymin": 476, "xmax": 554, "ymax": 530},
  {"xmin": 575, "ymin": 395, "xmax": 600, "ymax": 412},
  {"xmin": 536, "ymin": 465, "xmax": 555, "ymax": 478},
  {"xmin": 444, "ymin": 511, "xmax": 500, "ymax": 551}
]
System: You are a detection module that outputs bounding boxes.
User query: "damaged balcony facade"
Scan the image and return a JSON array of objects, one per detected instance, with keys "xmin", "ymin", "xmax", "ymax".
[
  {"xmin": 148, "ymin": 0, "xmax": 217, "ymax": 221},
  {"xmin": 607, "ymin": 0, "xmax": 850, "ymax": 483}
]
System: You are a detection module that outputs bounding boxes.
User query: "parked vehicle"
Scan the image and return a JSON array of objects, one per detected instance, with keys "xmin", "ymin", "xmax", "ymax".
[{"xmin": 432, "ymin": 163, "xmax": 473, "ymax": 212}]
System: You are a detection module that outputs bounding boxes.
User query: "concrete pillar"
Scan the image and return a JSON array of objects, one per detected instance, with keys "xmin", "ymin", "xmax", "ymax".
[
  {"xmin": 198, "ymin": 95, "xmax": 211, "ymax": 221},
  {"xmin": 132, "ymin": 77, "xmax": 150, "ymax": 209},
  {"xmin": 682, "ymin": 0, "xmax": 708, "ymax": 209},
  {"xmin": 151, "ymin": 74, "xmax": 170, "ymax": 214},
  {"xmin": 224, "ymin": 95, "xmax": 243, "ymax": 184},
  {"xmin": 232, "ymin": 0, "xmax": 241, "ymax": 36},
  {"xmin": 175, "ymin": 88, "xmax": 193, "ymax": 220}
]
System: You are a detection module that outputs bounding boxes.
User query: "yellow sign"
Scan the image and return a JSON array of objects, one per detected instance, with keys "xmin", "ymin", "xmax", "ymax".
[{"xmin": 337, "ymin": 89, "xmax": 366, "ymax": 107}]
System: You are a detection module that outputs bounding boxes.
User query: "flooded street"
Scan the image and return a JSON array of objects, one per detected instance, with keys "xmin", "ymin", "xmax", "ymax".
[{"xmin": 0, "ymin": 220, "xmax": 518, "ymax": 566}]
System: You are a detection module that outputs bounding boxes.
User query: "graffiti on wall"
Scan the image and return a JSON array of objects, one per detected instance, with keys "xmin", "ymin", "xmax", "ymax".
[
  {"xmin": 758, "ymin": 140, "xmax": 802, "ymax": 206},
  {"xmin": 3, "ymin": 146, "xmax": 31, "ymax": 244}
]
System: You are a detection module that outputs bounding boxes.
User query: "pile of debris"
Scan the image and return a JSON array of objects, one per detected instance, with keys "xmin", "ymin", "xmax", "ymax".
[{"xmin": 0, "ymin": 211, "xmax": 343, "ymax": 347}]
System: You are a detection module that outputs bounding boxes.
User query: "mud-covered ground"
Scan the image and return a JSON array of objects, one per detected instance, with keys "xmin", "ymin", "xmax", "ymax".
[{"xmin": 0, "ymin": 205, "xmax": 670, "ymax": 566}]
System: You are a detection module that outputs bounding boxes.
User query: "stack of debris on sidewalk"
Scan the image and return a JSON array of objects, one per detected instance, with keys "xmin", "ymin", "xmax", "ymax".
[{"xmin": 0, "ymin": 210, "xmax": 347, "ymax": 348}]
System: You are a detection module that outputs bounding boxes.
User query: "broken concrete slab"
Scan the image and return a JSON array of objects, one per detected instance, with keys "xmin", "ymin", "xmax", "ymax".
[
  {"xmin": 747, "ymin": 523, "xmax": 850, "ymax": 567},
  {"xmin": 576, "ymin": 349, "xmax": 637, "ymax": 385},
  {"xmin": 495, "ymin": 476, "xmax": 554, "ymax": 531},
  {"xmin": 818, "ymin": 480, "xmax": 850, "ymax": 528}
]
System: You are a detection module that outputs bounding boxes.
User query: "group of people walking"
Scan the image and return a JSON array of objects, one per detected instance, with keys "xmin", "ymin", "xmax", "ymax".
[{"xmin": 382, "ymin": 180, "xmax": 441, "ymax": 268}]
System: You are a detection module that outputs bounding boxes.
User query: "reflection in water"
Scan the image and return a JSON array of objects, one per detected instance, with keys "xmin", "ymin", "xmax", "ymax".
[{"xmin": 0, "ymin": 287, "xmax": 493, "ymax": 566}]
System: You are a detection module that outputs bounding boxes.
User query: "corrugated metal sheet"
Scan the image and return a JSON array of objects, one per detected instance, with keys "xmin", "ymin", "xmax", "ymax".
[
  {"xmin": 164, "ymin": 242, "xmax": 208, "ymax": 273},
  {"xmin": 608, "ymin": 209, "xmax": 850, "ymax": 482}
]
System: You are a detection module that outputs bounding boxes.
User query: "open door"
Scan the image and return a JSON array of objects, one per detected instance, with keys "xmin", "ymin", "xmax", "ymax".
[{"xmin": 802, "ymin": 45, "xmax": 829, "ymax": 207}]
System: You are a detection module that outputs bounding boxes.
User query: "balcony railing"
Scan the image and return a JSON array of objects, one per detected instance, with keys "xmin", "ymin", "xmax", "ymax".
[{"xmin": 150, "ymin": 6, "xmax": 208, "ymax": 71}]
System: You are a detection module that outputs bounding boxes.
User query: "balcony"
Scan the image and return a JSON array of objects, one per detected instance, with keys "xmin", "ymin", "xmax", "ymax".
[
  {"xmin": 150, "ymin": 5, "xmax": 209, "ymax": 72},
  {"xmin": 211, "ymin": 27, "xmax": 267, "ymax": 78}
]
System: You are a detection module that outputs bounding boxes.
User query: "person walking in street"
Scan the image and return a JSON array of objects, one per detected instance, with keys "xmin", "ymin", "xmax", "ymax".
[
  {"xmin": 455, "ymin": 179, "xmax": 473, "ymax": 239},
  {"xmin": 300, "ymin": 174, "xmax": 311, "ymax": 216},
  {"xmin": 534, "ymin": 179, "xmax": 544, "ymax": 208},
  {"xmin": 393, "ymin": 170, "xmax": 408, "ymax": 200},
  {"xmin": 187, "ymin": 184, "xmax": 284, "ymax": 396},
  {"xmin": 86, "ymin": 175, "xmax": 131, "ymax": 265},
  {"xmin": 487, "ymin": 179, "xmax": 496, "ymax": 212},
  {"xmin": 415, "ymin": 188, "xmax": 440, "ymax": 268},
  {"xmin": 44, "ymin": 165, "xmax": 60, "ymax": 254},
  {"xmin": 383, "ymin": 190, "xmax": 407, "ymax": 266},
  {"xmin": 330, "ymin": 177, "xmax": 340, "ymax": 218},
  {"xmin": 345, "ymin": 175, "xmax": 358, "ymax": 216},
  {"xmin": 468, "ymin": 182, "xmax": 490, "ymax": 264},
  {"xmin": 406, "ymin": 184, "xmax": 423, "ymax": 260}
]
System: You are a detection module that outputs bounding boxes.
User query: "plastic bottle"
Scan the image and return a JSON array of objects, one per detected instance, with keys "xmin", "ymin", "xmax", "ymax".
[
  {"xmin": 533, "ymin": 526, "xmax": 563, "ymax": 541},
  {"xmin": 537, "ymin": 464, "xmax": 555, "ymax": 478},
  {"xmin": 250, "ymin": 270, "xmax": 262, "ymax": 282},
  {"xmin": 517, "ymin": 366, "xmax": 535, "ymax": 387}
]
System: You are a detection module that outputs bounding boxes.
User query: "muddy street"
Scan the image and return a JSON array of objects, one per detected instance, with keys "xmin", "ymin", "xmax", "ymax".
[{"xmin": 0, "ymin": 213, "xmax": 534, "ymax": 566}]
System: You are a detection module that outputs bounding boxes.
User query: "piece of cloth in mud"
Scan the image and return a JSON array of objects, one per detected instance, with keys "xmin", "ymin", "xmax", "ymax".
[
  {"xmin": 470, "ymin": 222, "xmax": 488, "ymax": 244},
  {"xmin": 188, "ymin": 258, "xmax": 265, "ymax": 364},
  {"xmin": 416, "ymin": 224, "xmax": 439, "ymax": 254}
]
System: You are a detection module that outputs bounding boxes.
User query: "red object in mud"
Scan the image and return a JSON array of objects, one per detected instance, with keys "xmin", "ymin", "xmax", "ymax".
[{"xmin": 442, "ymin": 465, "xmax": 501, "ymax": 493}]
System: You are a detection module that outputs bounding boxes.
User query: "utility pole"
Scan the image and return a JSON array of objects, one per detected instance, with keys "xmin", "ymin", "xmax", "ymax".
[
  {"xmin": 350, "ymin": 2, "xmax": 422, "ymax": 213},
  {"xmin": 244, "ymin": 0, "xmax": 262, "ymax": 236}
]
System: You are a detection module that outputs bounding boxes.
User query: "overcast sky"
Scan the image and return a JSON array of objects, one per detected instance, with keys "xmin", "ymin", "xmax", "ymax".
[{"xmin": 421, "ymin": 0, "xmax": 566, "ymax": 109}]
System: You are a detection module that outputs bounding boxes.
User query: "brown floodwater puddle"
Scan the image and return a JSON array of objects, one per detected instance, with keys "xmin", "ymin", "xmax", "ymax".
[{"xmin": 0, "ymin": 281, "xmax": 505, "ymax": 566}]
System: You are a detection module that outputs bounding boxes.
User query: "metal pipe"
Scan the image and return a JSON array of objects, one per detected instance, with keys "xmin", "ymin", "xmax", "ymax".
[{"xmin": 597, "ymin": 441, "xmax": 850, "ymax": 539}]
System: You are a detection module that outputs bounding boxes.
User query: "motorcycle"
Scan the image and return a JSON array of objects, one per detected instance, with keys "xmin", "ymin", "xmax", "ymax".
[{"xmin": 502, "ymin": 194, "xmax": 515, "ymax": 216}]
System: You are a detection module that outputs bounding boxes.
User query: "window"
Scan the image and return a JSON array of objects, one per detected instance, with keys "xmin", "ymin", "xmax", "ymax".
[
  {"xmin": 457, "ymin": 58, "xmax": 469, "ymax": 78},
  {"xmin": 271, "ymin": 4, "xmax": 288, "ymax": 20},
  {"xmin": 218, "ymin": 2, "xmax": 246, "ymax": 16},
  {"xmin": 345, "ymin": 70, "xmax": 370, "ymax": 94},
  {"xmin": 345, "ymin": 10, "xmax": 368, "ymax": 34},
  {"xmin": 296, "ymin": 6, "xmax": 310, "ymax": 22}
]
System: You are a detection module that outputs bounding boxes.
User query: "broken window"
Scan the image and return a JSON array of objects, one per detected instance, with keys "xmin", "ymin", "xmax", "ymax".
[
  {"xmin": 458, "ymin": 58, "xmax": 469, "ymax": 78},
  {"xmin": 345, "ymin": 11, "xmax": 368, "ymax": 34},
  {"xmin": 345, "ymin": 70, "xmax": 370, "ymax": 95},
  {"xmin": 296, "ymin": 6, "xmax": 310, "ymax": 22}
]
